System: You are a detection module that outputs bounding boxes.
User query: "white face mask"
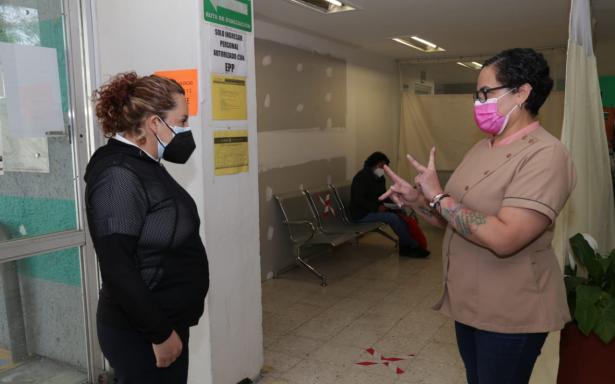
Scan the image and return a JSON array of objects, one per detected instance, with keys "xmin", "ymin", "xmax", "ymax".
[{"xmin": 373, "ymin": 168, "xmax": 385, "ymax": 178}]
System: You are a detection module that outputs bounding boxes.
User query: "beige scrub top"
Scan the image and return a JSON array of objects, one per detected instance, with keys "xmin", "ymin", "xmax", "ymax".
[{"xmin": 434, "ymin": 126, "xmax": 576, "ymax": 334}]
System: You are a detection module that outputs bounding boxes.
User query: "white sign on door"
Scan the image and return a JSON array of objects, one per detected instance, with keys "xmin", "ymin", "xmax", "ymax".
[
  {"xmin": 0, "ymin": 42, "xmax": 64, "ymax": 139},
  {"xmin": 210, "ymin": 25, "xmax": 247, "ymax": 76}
]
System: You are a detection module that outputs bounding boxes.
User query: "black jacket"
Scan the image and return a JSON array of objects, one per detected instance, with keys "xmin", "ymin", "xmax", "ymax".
[
  {"xmin": 349, "ymin": 167, "xmax": 387, "ymax": 221},
  {"xmin": 84, "ymin": 139, "xmax": 209, "ymax": 343}
]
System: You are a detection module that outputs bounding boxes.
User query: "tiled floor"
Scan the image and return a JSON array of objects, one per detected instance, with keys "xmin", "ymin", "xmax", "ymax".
[
  {"xmin": 0, "ymin": 356, "xmax": 87, "ymax": 384},
  {"xmin": 259, "ymin": 226, "xmax": 466, "ymax": 384}
]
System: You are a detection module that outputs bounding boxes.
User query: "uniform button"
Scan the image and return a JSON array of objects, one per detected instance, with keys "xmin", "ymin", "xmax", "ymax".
[
  {"xmin": 464, "ymin": 185, "xmax": 470, "ymax": 191},
  {"xmin": 506, "ymin": 153, "xmax": 512, "ymax": 158},
  {"xmin": 529, "ymin": 138, "xmax": 536, "ymax": 144}
]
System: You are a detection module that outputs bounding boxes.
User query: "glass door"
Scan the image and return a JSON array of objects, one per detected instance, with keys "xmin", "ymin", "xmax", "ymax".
[{"xmin": 0, "ymin": 0, "xmax": 103, "ymax": 382}]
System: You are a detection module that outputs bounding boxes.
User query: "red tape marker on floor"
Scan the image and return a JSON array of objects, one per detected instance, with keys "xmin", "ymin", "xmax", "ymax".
[
  {"xmin": 356, "ymin": 361, "xmax": 379, "ymax": 366},
  {"xmin": 356, "ymin": 347, "xmax": 415, "ymax": 376},
  {"xmin": 381, "ymin": 356, "xmax": 404, "ymax": 362}
]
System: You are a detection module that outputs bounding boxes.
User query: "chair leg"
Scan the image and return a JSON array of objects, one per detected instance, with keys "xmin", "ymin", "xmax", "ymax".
[
  {"xmin": 295, "ymin": 247, "xmax": 328, "ymax": 287},
  {"xmin": 376, "ymin": 228, "xmax": 399, "ymax": 248}
]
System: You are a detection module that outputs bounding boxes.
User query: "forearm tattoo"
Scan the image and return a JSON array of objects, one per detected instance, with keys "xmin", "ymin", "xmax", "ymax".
[
  {"xmin": 439, "ymin": 199, "xmax": 486, "ymax": 236},
  {"xmin": 417, "ymin": 206, "xmax": 435, "ymax": 218}
]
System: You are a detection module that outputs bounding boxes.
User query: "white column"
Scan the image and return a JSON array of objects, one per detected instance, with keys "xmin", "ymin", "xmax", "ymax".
[{"xmin": 92, "ymin": 1, "xmax": 263, "ymax": 382}]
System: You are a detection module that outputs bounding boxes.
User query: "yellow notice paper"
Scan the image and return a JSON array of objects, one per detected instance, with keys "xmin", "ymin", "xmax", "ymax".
[
  {"xmin": 211, "ymin": 74, "xmax": 247, "ymax": 120},
  {"xmin": 214, "ymin": 130, "xmax": 249, "ymax": 176}
]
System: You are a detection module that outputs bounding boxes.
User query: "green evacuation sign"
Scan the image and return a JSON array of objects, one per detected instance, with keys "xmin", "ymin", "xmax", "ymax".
[{"xmin": 205, "ymin": 0, "xmax": 252, "ymax": 32}]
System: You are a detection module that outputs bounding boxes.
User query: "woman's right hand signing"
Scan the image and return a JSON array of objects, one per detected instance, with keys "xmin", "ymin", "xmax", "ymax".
[
  {"xmin": 379, "ymin": 165, "xmax": 421, "ymax": 207},
  {"xmin": 407, "ymin": 147, "xmax": 443, "ymax": 202},
  {"xmin": 152, "ymin": 330, "xmax": 183, "ymax": 368}
]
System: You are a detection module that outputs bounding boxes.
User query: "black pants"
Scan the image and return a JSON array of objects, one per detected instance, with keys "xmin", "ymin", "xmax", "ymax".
[
  {"xmin": 97, "ymin": 319, "xmax": 190, "ymax": 384},
  {"xmin": 455, "ymin": 321, "xmax": 548, "ymax": 384}
]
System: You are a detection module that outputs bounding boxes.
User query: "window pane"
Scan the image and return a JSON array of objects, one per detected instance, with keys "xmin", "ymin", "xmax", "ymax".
[
  {"xmin": 0, "ymin": 0, "xmax": 78, "ymax": 243},
  {"xmin": 0, "ymin": 247, "xmax": 87, "ymax": 383}
]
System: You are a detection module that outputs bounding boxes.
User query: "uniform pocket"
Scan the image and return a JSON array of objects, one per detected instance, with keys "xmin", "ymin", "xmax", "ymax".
[{"xmin": 478, "ymin": 255, "xmax": 541, "ymax": 326}]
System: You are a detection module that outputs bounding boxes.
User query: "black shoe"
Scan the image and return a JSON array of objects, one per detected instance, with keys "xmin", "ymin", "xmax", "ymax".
[{"xmin": 399, "ymin": 246, "xmax": 430, "ymax": 258}]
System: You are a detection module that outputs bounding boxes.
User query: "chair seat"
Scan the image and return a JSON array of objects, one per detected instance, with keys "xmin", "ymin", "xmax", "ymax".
[{"xmin": 302, "ymin": 231, "xmax": 358, "ymax": 247}]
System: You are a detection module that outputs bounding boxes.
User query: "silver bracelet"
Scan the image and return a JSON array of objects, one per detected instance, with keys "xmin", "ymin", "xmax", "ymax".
[{"xmin": 428, "ymin": 193, "xmax": 450, "ymax": 210}]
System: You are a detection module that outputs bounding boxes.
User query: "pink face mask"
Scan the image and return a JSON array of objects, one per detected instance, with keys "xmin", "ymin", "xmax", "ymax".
[{"xmin": 473, "ymin": 90, "xmax": 518, "ymax": 136}]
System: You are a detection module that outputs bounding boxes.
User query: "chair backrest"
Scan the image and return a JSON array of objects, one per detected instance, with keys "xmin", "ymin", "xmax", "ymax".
[
  {"xmin": 274, "ymin": 190, "xmax": 319, "ymax": 240},
  {"xmin": 304, "ymin": 186, "xmax": 347, "ymax": 228},
  {"xmin": 329, "ymin": 182, "xmax": 353, "ymax": 223}
]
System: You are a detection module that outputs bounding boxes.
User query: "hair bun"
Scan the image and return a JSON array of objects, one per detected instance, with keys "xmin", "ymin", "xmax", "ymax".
[
  {"xmin": 93, "ymin": 71, "xmax": 185, "ymax": 137},
  {"xmin": 93, "ymin": 72, "xmax": 139, "ymax": 136}
]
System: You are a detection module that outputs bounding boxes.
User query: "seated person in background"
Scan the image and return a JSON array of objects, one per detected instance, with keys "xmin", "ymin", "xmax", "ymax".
[{"xmin": 350, "ymin": 152, "xmax": 430, "ymax": 258}]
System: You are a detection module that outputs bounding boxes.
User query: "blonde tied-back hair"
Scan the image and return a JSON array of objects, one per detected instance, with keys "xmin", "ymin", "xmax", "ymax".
[{"xmin": 93, "ymin": 72, "xmax": 185, "ymax": 144}]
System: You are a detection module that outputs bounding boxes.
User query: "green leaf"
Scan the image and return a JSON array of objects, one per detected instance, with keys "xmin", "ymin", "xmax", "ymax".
[
  {"xmin": 603, "ymin": 297, "xmax": 615, "ymax": 319},
  {"xmin": 600, "ymin": 258, "xmax": 611, "ymax": 274},
  {"xmin": 606, "ymin": 253, "xmax": 615, "ymax": 294},
  {"xmin": 575, "ymin": 298, "xmax": 600, "ymax": 336},
  {"xmin": 595, "ymin": 321, "xmax": 615, "ymax": 344},
  {"xmin": 570, "ymin": 234, "xmax": 604, "ymax": 283},
  {"xmin": 576, "ymin": 284, "xmax": 603, "ymax": 304},
  {"xmin": 594, "ymin": 298, "xmax": 615, "ymax": 344}
]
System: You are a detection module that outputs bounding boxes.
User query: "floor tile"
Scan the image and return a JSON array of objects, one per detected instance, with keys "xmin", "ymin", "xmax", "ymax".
[
  {"xmin": 267, "ymin": 334, "xmax": 323, "ymax": 359},
  {"xmin": 432, "ymin": 321, "xmax": 457, "ymax": 345},
  {"xmin": 281, "ymin": 359, "xmax": 355, "ymax": 384},
  {"xmin": 263, "ymin": 350, "xmax": 303, "ymax": 376},
  {"xmin": 329, "ymin": 322, "xmax": 389, "ymax": 348},
  {"xmin": 262, "ymin": 226, "xmax": 463, "ymax": 384}
]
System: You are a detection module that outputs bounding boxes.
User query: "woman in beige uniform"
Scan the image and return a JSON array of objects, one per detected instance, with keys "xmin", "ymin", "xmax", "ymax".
[{"xmin": 381, "ymin": 48, "xmax": 576, "ymax": 384}]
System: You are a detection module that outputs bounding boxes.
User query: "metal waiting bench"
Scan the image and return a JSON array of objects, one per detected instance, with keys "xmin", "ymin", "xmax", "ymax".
[
  {"xmin": 305, "ymin": 184, "xmax": 397, "ymax": 245},
  {"xmin": 275, "ymin": 183, "xmax": 397, "ymax": 286}
]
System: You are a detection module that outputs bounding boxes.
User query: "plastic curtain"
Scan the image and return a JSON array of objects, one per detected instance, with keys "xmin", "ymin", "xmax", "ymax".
[
  {"xmin": 553, "ymin": 0, "xmax": 615, "ymax": 265},
  {"xmin": 397, "ymin": 92, "xmax": 564, "ymax": 178},
  {"xmin": 535, "ymin": 0, "xmax": 615, "ymax": 383}
]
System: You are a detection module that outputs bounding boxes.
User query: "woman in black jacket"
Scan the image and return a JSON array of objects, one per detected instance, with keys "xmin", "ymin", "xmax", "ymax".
[{"xmin": 85, "ymin": 72, "xmax": 209, "ymax": 384}]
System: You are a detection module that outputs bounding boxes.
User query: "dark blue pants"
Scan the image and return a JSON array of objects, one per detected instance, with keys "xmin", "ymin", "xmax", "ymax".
[
  {"xmin": 357, "ymin": 212, "xmax": 418, "ymax": 248},
  {"xmin": 97, "ymin": 319, "xmax": 190, "ymax": 384},
  {"xmin": 455, "ymin": 322, "xmax": 547, "ymax": 384}
]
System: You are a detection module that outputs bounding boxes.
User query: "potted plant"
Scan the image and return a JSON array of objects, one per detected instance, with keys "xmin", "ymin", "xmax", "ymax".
[{"xmin": 557, "ymin": 233, "xmax": 615, "ymax": 384}]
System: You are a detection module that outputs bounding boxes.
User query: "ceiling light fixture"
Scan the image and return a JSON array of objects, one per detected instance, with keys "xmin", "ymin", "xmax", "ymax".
[
  {"xmin": 410, "ymin": 36, "xmax": 437, "ymax": 49},
  {"xmin": 286, "ymin": 0, "xmax": 357, "ymax": 14},
  {"xmin": 457, "ymin": 61, "xmax": 483, "ymax": 70},
  {"xmin": 392, "ymin": 36, "xmax": 445, "ymax": 53},
  {"xmin": 325, "ymin": 0, "xmax": 343, "ymax": 6}
]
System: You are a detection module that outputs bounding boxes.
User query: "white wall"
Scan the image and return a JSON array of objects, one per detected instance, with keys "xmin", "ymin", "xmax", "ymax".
[
  {"xmin": 254, "ymin": 18, "xmax": 401, "ymax": 178},
  {"xmin": 254, "ymin": 18, "xmax": 401, "ymax": 279},
  {"xmin": 93, "ymin": 1, "xmax": 263, "ymax": 383},
  {"xmin": 198, "ymin": 8, "xmax": 263, "ymax": 384}
]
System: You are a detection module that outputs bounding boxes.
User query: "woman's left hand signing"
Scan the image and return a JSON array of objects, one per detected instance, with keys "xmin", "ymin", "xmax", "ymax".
[
  {"xmin": 379, "ymin": 165, "xmax": 421, "ymax": 207},
  {"xmin": 407, "ymin": 147, "xmax": 443, "ymax": 201}
]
